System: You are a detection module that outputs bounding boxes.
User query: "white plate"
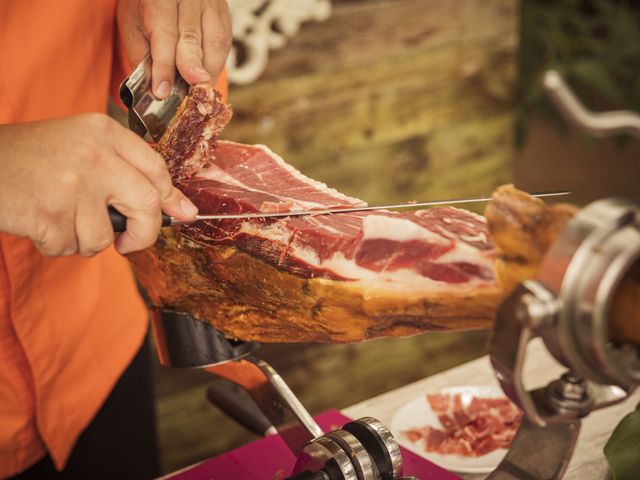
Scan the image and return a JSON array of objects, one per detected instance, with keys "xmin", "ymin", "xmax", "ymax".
[{"xmin": 390, "ymin": 385, "xmax": 509, "ymax": 474}]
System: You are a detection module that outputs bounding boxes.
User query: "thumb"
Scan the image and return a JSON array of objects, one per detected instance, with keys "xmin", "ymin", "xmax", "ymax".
[{"xmin": 161, "ymin": 187, "xmax": 199, "ymax": 222}]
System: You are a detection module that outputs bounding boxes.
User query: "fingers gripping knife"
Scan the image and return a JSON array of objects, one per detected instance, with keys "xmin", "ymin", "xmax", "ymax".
[{"xmin": 487, "ymin": 71, "xmax": 640, "ymax": 480}]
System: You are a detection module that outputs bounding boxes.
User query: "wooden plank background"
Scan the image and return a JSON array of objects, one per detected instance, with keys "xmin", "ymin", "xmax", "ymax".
[
  {"xmin": 151, "ymin": 0, "xmax": 519, "ymax": 472},
  {"xmin": 223, "ymin": 0, "xmax": 518, "ymax": 204}
]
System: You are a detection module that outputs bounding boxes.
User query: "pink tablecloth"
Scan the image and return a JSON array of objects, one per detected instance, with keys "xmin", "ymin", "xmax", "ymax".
[{"xmin": 164, "ymin": 409, "xmax": 460, "ymax": 480}]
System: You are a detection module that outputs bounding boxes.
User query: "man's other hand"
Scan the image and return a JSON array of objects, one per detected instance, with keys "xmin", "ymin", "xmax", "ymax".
[
  {"xmin": 118, "ymin": 0, "xmax": 232, "ymax": 98},
  {"xmin": 0, "ymin": 115, "xmax": 198, "ymax": 257}
]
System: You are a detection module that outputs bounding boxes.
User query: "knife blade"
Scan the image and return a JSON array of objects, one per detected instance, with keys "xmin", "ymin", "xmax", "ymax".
[{"xmin": 109, "ymin": 190, "xmax": 571, "ymax": 232}]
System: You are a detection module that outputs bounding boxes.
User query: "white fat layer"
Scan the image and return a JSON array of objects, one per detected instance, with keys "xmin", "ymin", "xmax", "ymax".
[
  {"xmin": 204, "ymin": 141, "xmax": 365, "ymax": 210},
  {"xmin": 416, "ymin": 207, "xmax": 487, "ymax": 223},
  {"xmin": 236, "ymin": 220, "xmax": 492, "ymax": 288},
  {"xmin": 435, "ymin": 241, "xmax": 494, "ymax": 271},
  {"xmin": 202, "ymin": 122, "xmax": 216, "ymax": 141},
  {"xmin": 320, "ymin": 251, "xmax": 450, "ymax": 288},
  {"xmin": 362, "ymin": 215, "xmax": 449, "ymax": 243},
  {"xmin": 187, "ymin": 143, "xmax": 206, "ymax": 168},
  {"xmin": 196, "ymin": 99, "xmax": 213, "ymax": 116},
  {"xmin": 250, "ymin": 143, "xmax": 364, "ymax": 206},
  {"xmin": 460, "ymin": 232, "xmax": 488, "ymax": 244},
  {"xmin": 239, "ymin": 221, "xmax": 292, "ymax": 245},
  {"xmin": 238, "ymin": 222, "xmax": 321, "ymax": 266}
]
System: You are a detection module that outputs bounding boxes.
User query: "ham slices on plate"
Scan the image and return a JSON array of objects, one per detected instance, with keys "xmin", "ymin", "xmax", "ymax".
[{"xmin": 391, "ymin": 386, "xmax": 522, "ymax": 474}]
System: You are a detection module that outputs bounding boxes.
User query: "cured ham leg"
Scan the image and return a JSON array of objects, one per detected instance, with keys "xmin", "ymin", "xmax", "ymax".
[{"xmin": 125, "ymin": 85, "xmax": 610, "ymax": 344}]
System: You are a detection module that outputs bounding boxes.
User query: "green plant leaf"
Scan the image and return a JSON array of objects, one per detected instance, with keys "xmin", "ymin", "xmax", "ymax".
[
  {"xmin": 517, "ymin": 0, "xmax": 640, "ymax": 143},
  {"xmin": 604, "ymin": 401, "xmax": 640, "ymax": 480}
]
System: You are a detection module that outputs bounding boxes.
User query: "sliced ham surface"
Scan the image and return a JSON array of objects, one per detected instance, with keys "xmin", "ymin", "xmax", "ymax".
[{"xmin": 177, "ymin": 140, "xmax": 495, "ymax": 289}]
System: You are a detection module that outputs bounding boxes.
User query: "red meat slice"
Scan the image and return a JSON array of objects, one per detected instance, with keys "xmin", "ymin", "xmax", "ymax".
[
  {"xmin": 401, "ymin": 428, "xmax": 427, "ymax": 443},
  {"xmin": 354, "ymin": 239, "xmax": 453, "ymax": 273},
  {"xmin": 158, "ymin": 84, "xmax": 232, "ymax": 181},
  {"xmin": 159, "ymin": 86, "xmax": 496, "ymax": 287},
  {"xmin": 424, "ymin": 427, "xmax": 449, "ymax": 451},
  {"xmin": 177, "ymin": 142, "xmax": 496, "ymax": 283},
  {"xmin": 402, "ymin": 393, "xmax": 523, "ymax": 457}
]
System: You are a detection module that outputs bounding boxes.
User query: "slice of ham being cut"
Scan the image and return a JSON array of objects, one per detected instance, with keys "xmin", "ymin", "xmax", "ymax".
[
  {"xmin": 127, "ymin": 84, "xmax": 575, "ymax": 343},
  {"xmin": 177, "ymin": 140, "xmax": 495, "ymax": 288}
]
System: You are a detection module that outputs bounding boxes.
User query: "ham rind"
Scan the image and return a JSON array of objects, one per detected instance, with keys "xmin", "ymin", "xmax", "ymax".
[{"xmin": 177, "ymin": 140, "xmax": 495, "ymax": 288}]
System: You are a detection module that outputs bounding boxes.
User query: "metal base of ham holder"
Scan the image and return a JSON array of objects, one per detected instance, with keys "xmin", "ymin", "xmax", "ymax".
[
  {"xmin": 488, "ymin": 197, "xmax": 640, "ymax": 480},
  {"xmin": 150, "ymin": 307, "xmax": 407, "ymax": 480},
  {"xmin": 150, "ymin": 308, "xmax": 260, "ymax": 368},
  {"xmin": 485, "ymin": 70, "xmax": 640, "ymax": 480}
]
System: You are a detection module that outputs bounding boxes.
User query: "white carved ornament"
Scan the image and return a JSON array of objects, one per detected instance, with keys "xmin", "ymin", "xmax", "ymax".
[{"xmin": 226, "ymin": 0, "xmax": 332, "ymax": 85}]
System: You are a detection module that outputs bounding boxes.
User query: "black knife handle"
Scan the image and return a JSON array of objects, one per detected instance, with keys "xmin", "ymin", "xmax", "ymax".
[
  {"xmin": 206, "ymin": 381, "xmax": 274, "ymax": 437},
  {"xmin": 108, "ymin": 206, "xmax": 172, "ymax": 232}
]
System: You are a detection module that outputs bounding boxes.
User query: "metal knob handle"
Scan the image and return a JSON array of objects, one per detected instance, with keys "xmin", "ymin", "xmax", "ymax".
[
  {"xmin": 543, "ymin": 70, "xmax": 640, "ymax": 140},
  {"xmin": 287, "ymin": 472, "xmax": 330, "ymax": 480}
]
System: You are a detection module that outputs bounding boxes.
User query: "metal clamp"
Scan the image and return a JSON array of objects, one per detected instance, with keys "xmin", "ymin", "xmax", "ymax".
[
  {"xmin": 543, "ymin": 70, "xmax": 640, "ymax": 140},
  {"xmin": 151, "ymin": 308, "xmax": 260, "ymax": 368},
  {"xmin": 488, "ymin": 197, "xmax": 640, "ymax": 479},
  {"xmin": 151, "ymin": 308, "xmax": 404, "ymax": 478},
  {"xmin": 490, "ymin": 198, "xmax": 640, "ymax": 426},
  {"xmin": 206, "ymin": 355, "xmax": 324, "ymax": 456},
  {"xmin": 289, "ymin": 418, "xmax": 404, "ymax": 480},
  {"xmin": 152, "ymin": 307, "xmax": 321, "ymax": 454},
  {"xmin": 206, "ymin": 357, "xmax": 406, "ymax": 479},
  {"xmin": 537, "ymin": 198, "xmax": 640, "ymax": 388},
  {"xmin": 119, "ymin": 55, "xmax": 189, "ymax": 142}
]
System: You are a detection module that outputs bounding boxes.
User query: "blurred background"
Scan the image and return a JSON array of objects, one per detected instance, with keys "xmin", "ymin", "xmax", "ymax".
[{"xmin": 149, "ymin": 0, "xmax": 640, "ymax": 473}]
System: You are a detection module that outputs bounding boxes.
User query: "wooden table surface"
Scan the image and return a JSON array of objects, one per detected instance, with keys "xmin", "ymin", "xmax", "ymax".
[{"xmin": 342, "ymin": 339, "xmax": 640, "ymax": 480}]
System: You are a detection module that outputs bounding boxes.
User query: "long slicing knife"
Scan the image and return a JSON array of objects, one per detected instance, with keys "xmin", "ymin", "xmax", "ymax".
[
  {"xmin": 115, "ymin": 59, "xmax": 571, "ymax": 232},
  {"xmin": 109, "ymin": 191, "xmax": 571, "ymax": 232}
]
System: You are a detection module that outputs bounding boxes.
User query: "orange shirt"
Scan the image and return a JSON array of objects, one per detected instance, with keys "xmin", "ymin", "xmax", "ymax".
[{"xmin": 0, "ymin": 1, "xmax": 227, "ymax": 476}]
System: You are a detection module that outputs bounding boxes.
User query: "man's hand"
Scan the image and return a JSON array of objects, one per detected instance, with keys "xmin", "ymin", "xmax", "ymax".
[
  {"xmin": 0, "ymin": 114, "xmax": 198, "ymax": 257},
  {"xmin": 118, "ymin": 0, "xmax": 232, "ymax": 98}
]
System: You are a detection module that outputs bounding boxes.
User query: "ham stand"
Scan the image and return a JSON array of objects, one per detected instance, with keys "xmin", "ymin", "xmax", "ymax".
[
  {"xmin": 132, "ymin": 59, "xmax": 639, "ymax": 478},
  {"xmin": 151, "ymin": 184, "xmax": 640, "ymax": 480},
  {"xmin": 151, "ymin": 309, "xmax": 408, "ymax": 480},
  {"xmin": 486, "ymin": 71, "xmax": 640, "ymax": 480}
]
